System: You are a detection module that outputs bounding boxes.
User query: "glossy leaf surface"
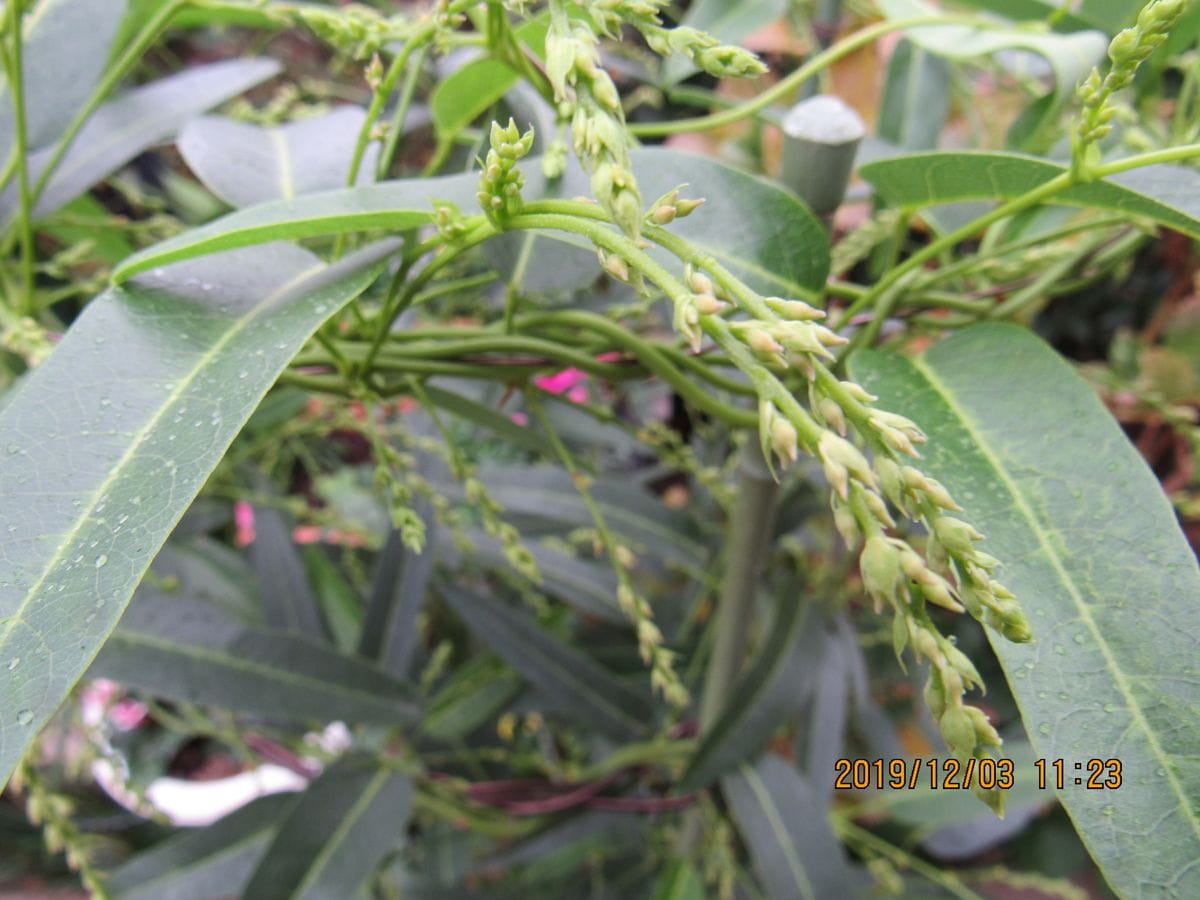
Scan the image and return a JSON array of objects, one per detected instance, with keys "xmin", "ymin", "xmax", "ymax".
[
  {"xmin": 860, "ymin": 151, "xmax": 1200, "ymax": 238},
  {"xmin": 850, "ymin": 324, "xmax": 1200, "ymax": 897},
  {"xmin": 0, "ymin": 241, "xmax": 394, "ymax": 788}
]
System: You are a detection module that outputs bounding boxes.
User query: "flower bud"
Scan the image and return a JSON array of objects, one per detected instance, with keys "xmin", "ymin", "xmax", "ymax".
[
  {"xmin": 924, "ymin": 670, "xmax": 946, "ymax": 719},
  {"xmin": 685, "ymin": 264, "xmax": 714, "ymax": 295},
  {"xmin": 861, "ymin": 534, "xmax": 904, "ymax": 608},
  {"xmin": 818, "ymin": 397, "xmax": 846, "ymax": 435},
  {"xmin": 766, "ymin": 297, "xmax": 825, "ymax": 320},
  {"xmin": 933, "ymin": 516, "xmax": 985, "ymax": 557},
  {"xmin": 1107, "ymin": 27, "xmax": 1140, "ymax": 66},
  {"xmin": 674, "ymin": 196, "xmax": 705, "ymax": 217},
  {"xmin": 940, "ymin": 705, "xmax": 977, "ymax": 759},
  {"xmin": 911, "ymin": 627, "xmax": 943, "ymax": 665},
  {"xmin": 839, "ymin": 380, "xmax": 878, "ymax": 403},
  {"xmin": 694, "ymin": 293, "xmax": 726, "ymax": 315},
  {"xmin": 862, "ymin": 490, "xmax": 895, "ymax": 528},
  {"xmin": 964, "ymin": 705, "xmax": 1002, "ymax": 748},
  {"xmin": 770, "ymin": 417, "xmax": 799, "ymax": 464},
  {"xmin": 819, "ymin": 432, "xmax": 875, "ymax": 487}
]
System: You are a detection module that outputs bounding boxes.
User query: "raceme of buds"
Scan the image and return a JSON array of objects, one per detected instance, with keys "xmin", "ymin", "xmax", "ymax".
[{"xmin": 477, "ymin": 119, "xmax": 534, "ymax": 222}]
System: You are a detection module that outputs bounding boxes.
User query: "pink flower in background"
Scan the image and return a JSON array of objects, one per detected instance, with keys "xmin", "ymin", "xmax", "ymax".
[
  {"xmin": 534, "ymin": 354, "xmax": 621, "ymax": 405},
  {"xmin": 233, "ymin": 501, "xmax": 256, "ymax": 547}
]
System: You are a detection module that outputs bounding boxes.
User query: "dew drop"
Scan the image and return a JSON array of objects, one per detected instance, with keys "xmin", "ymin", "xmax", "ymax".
[
  {"xmin": 99, "ymin": 397, "xmax": 111, "ymax": 407},
  {"xmin": 5, "ymin": 443, "xmax": 18, "ymax": 454},
  {"xmin": 1054, "ymin": 644, "xmax": 1066, "ymax": 655},
  {"xmin": 238, "ymin": 370, "xmax": 249, "ymax": 379},
  {"xmin": 1038, "ymin": 723, "xmax": 1052, "ymax": 735},
  {"xmin": 16, "ymin": 709, "xmax": 32, "ymax": 726},
  {"xmin": 1073, "ymin": 634, "xmax": 1085, "ymax": 644},
  {"xmin": 1102, "ymin": 805, "xmax": 1115, "ymax": 817},
  {"xmin": 7, "ymin": 658, "xmax": 18, "ymax": 671},
  {"xmin": 94, "ymin": 554, "xmax": 108, "ymax": 569}
]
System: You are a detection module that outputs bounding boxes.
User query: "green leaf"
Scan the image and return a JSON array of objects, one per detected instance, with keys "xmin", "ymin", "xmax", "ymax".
[
  {"xmin": 878, "ymin": 39, "xmax": 951, "ymax": 150},
  {"xmin": 431, "ymin": 58, "xmax": 520, "ymax": 139},
  {"xmin": 0, "ymin": 0, "xmax": 125, "ymax": 155},
  {"xmin": 722, "ymin": 756, "xmax": 858, "ymax": 900},
  {"xmin": 849, "ymin": 324, "xmax": 1200, "ymax": 898},
  {"xmin": 248, "ymin": 495, "xmax": 325, "ymax": 636},
  {"xmin": 359, "ymin": 512, "xmax": 437, "ymax": 677},
  {"xmin": 447, "ymin": 527, "xmax": 626, "ymax": 625},
  {"xmin": 680, "ymin": 596, "xmax": 815, "ymax": 791},
  {"xmin": 0, "ymin": 240, "xmax": 394, "ymax": 788},
  {"xmin": 90, "ymin": 590, "xmax": 418, "ymax": 724},
  {"xmin": 104, "ymin": 794, "xmax": 298, "ymax": 900},
  {"xmin": 0, "ymin": 58, "xmax": 282, "ymax": 225},
  {"xmin": 178, "ymin": 109, "xmax": 379, "ymax": 208},
  {"xmin": 860, "ymin": 151, "xmax": 1200, "ymax": 238},
  {"xmin": 651, "ymin": 861, "xmax": 706, "ymax": 900},
  {"xmin": 301, "ymin": 546, "xmax": 364, "ymax": 654},
  {"xmin": 660, "ymin": 0, "xmax": 786, "ymax": 84},
  {"xmin": 439, "ymin": 584, "xmax": 653, "ymax": 739},
  {"xmin": 879, "ymin": 0, "xmax": 1106, "ymax": 97},
  {"xmin": 116, "ymin": 148, "xmax": 830, "ymax": 298},
  {"xmin": 242, "ymin": 755, "xmax": 414, "ymax": 900},
  {"xmin": 113, "ymin": 168, "xmax": 480, "ymax": 282},
  {"xmin": 40, "ymin": 195, "xmax": 136, "ymax": 267},
  {"xmin": 422, "ymin": 653, "xmax": 523, "ymax": 741}
]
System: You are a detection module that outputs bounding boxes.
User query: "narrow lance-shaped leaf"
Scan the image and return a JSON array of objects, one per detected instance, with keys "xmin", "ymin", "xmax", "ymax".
[
  {"xmin": 0, "ymin": 58, "xmax": 282, "ymax": 225},
  {"xmin": 722, "ymin": 755, "xmax": 859, "ymax": 900},
  {"xmin": 89, "ymin": 591, "xmax": 418, "ymax": 724},
  {"xmin": 850, "ymin": 323, "xmax": 1200, "ymax": 898},
  {"xmin": 115, "ymin": 148, "xmax": 830, "ymax": 299},
  {"xmin": 439, "ymin": 584, "xmax": 653, "ymax": 739},
  {"xmin": 241, "ymin": 755, "xmax": 414, "ymax": 900},
  {"xmin": 0, "ymin": 240, "xmax": 395, "ymax": 789},
  {"xmin": 680, "ymin": 596, "xmax": 816, "ymax": 792},
  {"xmin": 860, "ymin": 151, "xmax": 1200, "ymax": 238},
  {"xmin": 103, "ymin": 793, "xmax": 299, "ymax": 900}
]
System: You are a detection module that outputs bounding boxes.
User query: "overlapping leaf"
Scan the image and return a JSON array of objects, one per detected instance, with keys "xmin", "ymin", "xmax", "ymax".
[
  {"xmin": 861, "ymin": 151, "xmax": 1200, "ymax": 238},
  {"xmin": 0, "ymin": 240, "xmax": 394, "ymax": 788},
  {"xmin": 850, "ymin": 324, "xmax": 1200, "ymax": 897}
]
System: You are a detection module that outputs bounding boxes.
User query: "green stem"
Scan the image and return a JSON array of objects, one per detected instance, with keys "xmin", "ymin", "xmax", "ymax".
[
  {"xmin": 628, "ymin": 15, "xmax": 986, "ymax": 137},
  {"xmin": 377, "ymin": 45, "xmax": 428, "ymax": 179},
  {"xmin": 835, "ymin": 141, "xmax": 1200, "ymax": 346},
  {"xmin": 4, "ymin": 0, "xmax": 34, "ymax": 315}
]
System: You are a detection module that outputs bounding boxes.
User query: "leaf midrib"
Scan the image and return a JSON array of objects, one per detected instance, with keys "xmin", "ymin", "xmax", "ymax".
[
  {"xmin": 288, "ymin": 768, "xmax": 392, "ymax": 899},
  {"xmin": 0, "ymin": 261, "xmax": 323, "ymax": 681},
  {"xmin": 739, "ymin": 765, "xmax": 815, "ymax": 900},
  {"xmin": 910, "ymin": 353, "xmax": 1200, "ymax": 847},
  {"xmin": 107, "ymin": 629, "xmax": 409, "ymax": 714}
]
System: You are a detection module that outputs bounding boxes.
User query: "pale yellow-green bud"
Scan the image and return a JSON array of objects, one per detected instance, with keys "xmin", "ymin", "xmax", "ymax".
[
  {"xmin": 924, "ymin": 670, "xmax": 946, "ymax": 719},
  {"xmin": 933, "ymin": 516, "xmax": 985, "ymax": 557},
  {"xmin": 875, "ymin": 457, "xmax": 904, "ymax": 508},
  {"xmin": 940, "ymin": 705, "xmax": 977, "ymax": 759},
  {"xmin": 766, "ymin": 297, "xmax": 826, "ymax": 320},
  {"xmin": 770, "ymin": 417, "xmax": 799, "ymax": 464},
  {"xmin": 860, "ymin": 534, "xmax": 904, "ymax": 608},
  {"xmin": 745, "ymin": 326, "xmax": 784, "ymax": 356},
  {"xmin": 922, "ymin": 575, "xmax": 964, "ymax": 613},
  {"xmin": 694, "ymin": 293, "xmax": 726, "ymax": 315},
  {"xmin": 839, "ymin": 380, "xmax": 878, "ymax": 403},
  {"xmin": 684, "ymin": 264, "xmax": 713, "ymax": 295},
  {"xmin": 832, "ymin": 499, "xmax": 859, "ymax": 544},
  {"xmin": 600, "ymin": 251, "xmax": 630, "ymax": 283},
  {"xmin": 964, "ymin": 705, "xmax": 1002, "ymax": 748},
  {"xmin": 911, "ymin": 627, "xmax": 943, "ymax": 665},
  {"xmin": 674, "ymin": 196, "xmax": 705, "ymax": 217},
  {"xmin": 1107, "ymin": 27, "xmax": 1140, "ymax": 66},
  {"xmin": 818, "ymin": 432, "xmax": 875, "ymax": 487},
  {"xmin": 943, "ymin": 642, "xmax": 983, "ymax": 690},
  {"xmin": 818, "ymin": 397, "xmax": 846, "ymax": 435},
  {"xmin": 861, "ymin": 489, "xmax": 895, "ymax": 528}
]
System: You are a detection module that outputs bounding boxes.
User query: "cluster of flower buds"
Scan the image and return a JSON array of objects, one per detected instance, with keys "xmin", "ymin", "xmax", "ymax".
[
  {"xmin": 664, "ymin": 254, "xmax": 1031, "ymax": 809},
  {"xmin": 293, "ymin": 4, "xmax": 406, "ymax": 60},
  {"xmin": 544, "ymin": 2, "xmax": 644, "ymax": 237},
  {"xmin": 646, "ymin": 186, "xmax": 705, "ymax": 227},
  {"xmin": 477, "ymin": 118, "xmax": 535, "ymax": 223},
  {"xmin": 616, "ymin": 572, "xmax": 691, "ymax": 710},
  {"xmin": 583, "ymin": 0, "xmax": 767, "ymax": 80},
  {"xmin": 1075, "ymin": 0, "xmax": 1187, "ymax": 152}
]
